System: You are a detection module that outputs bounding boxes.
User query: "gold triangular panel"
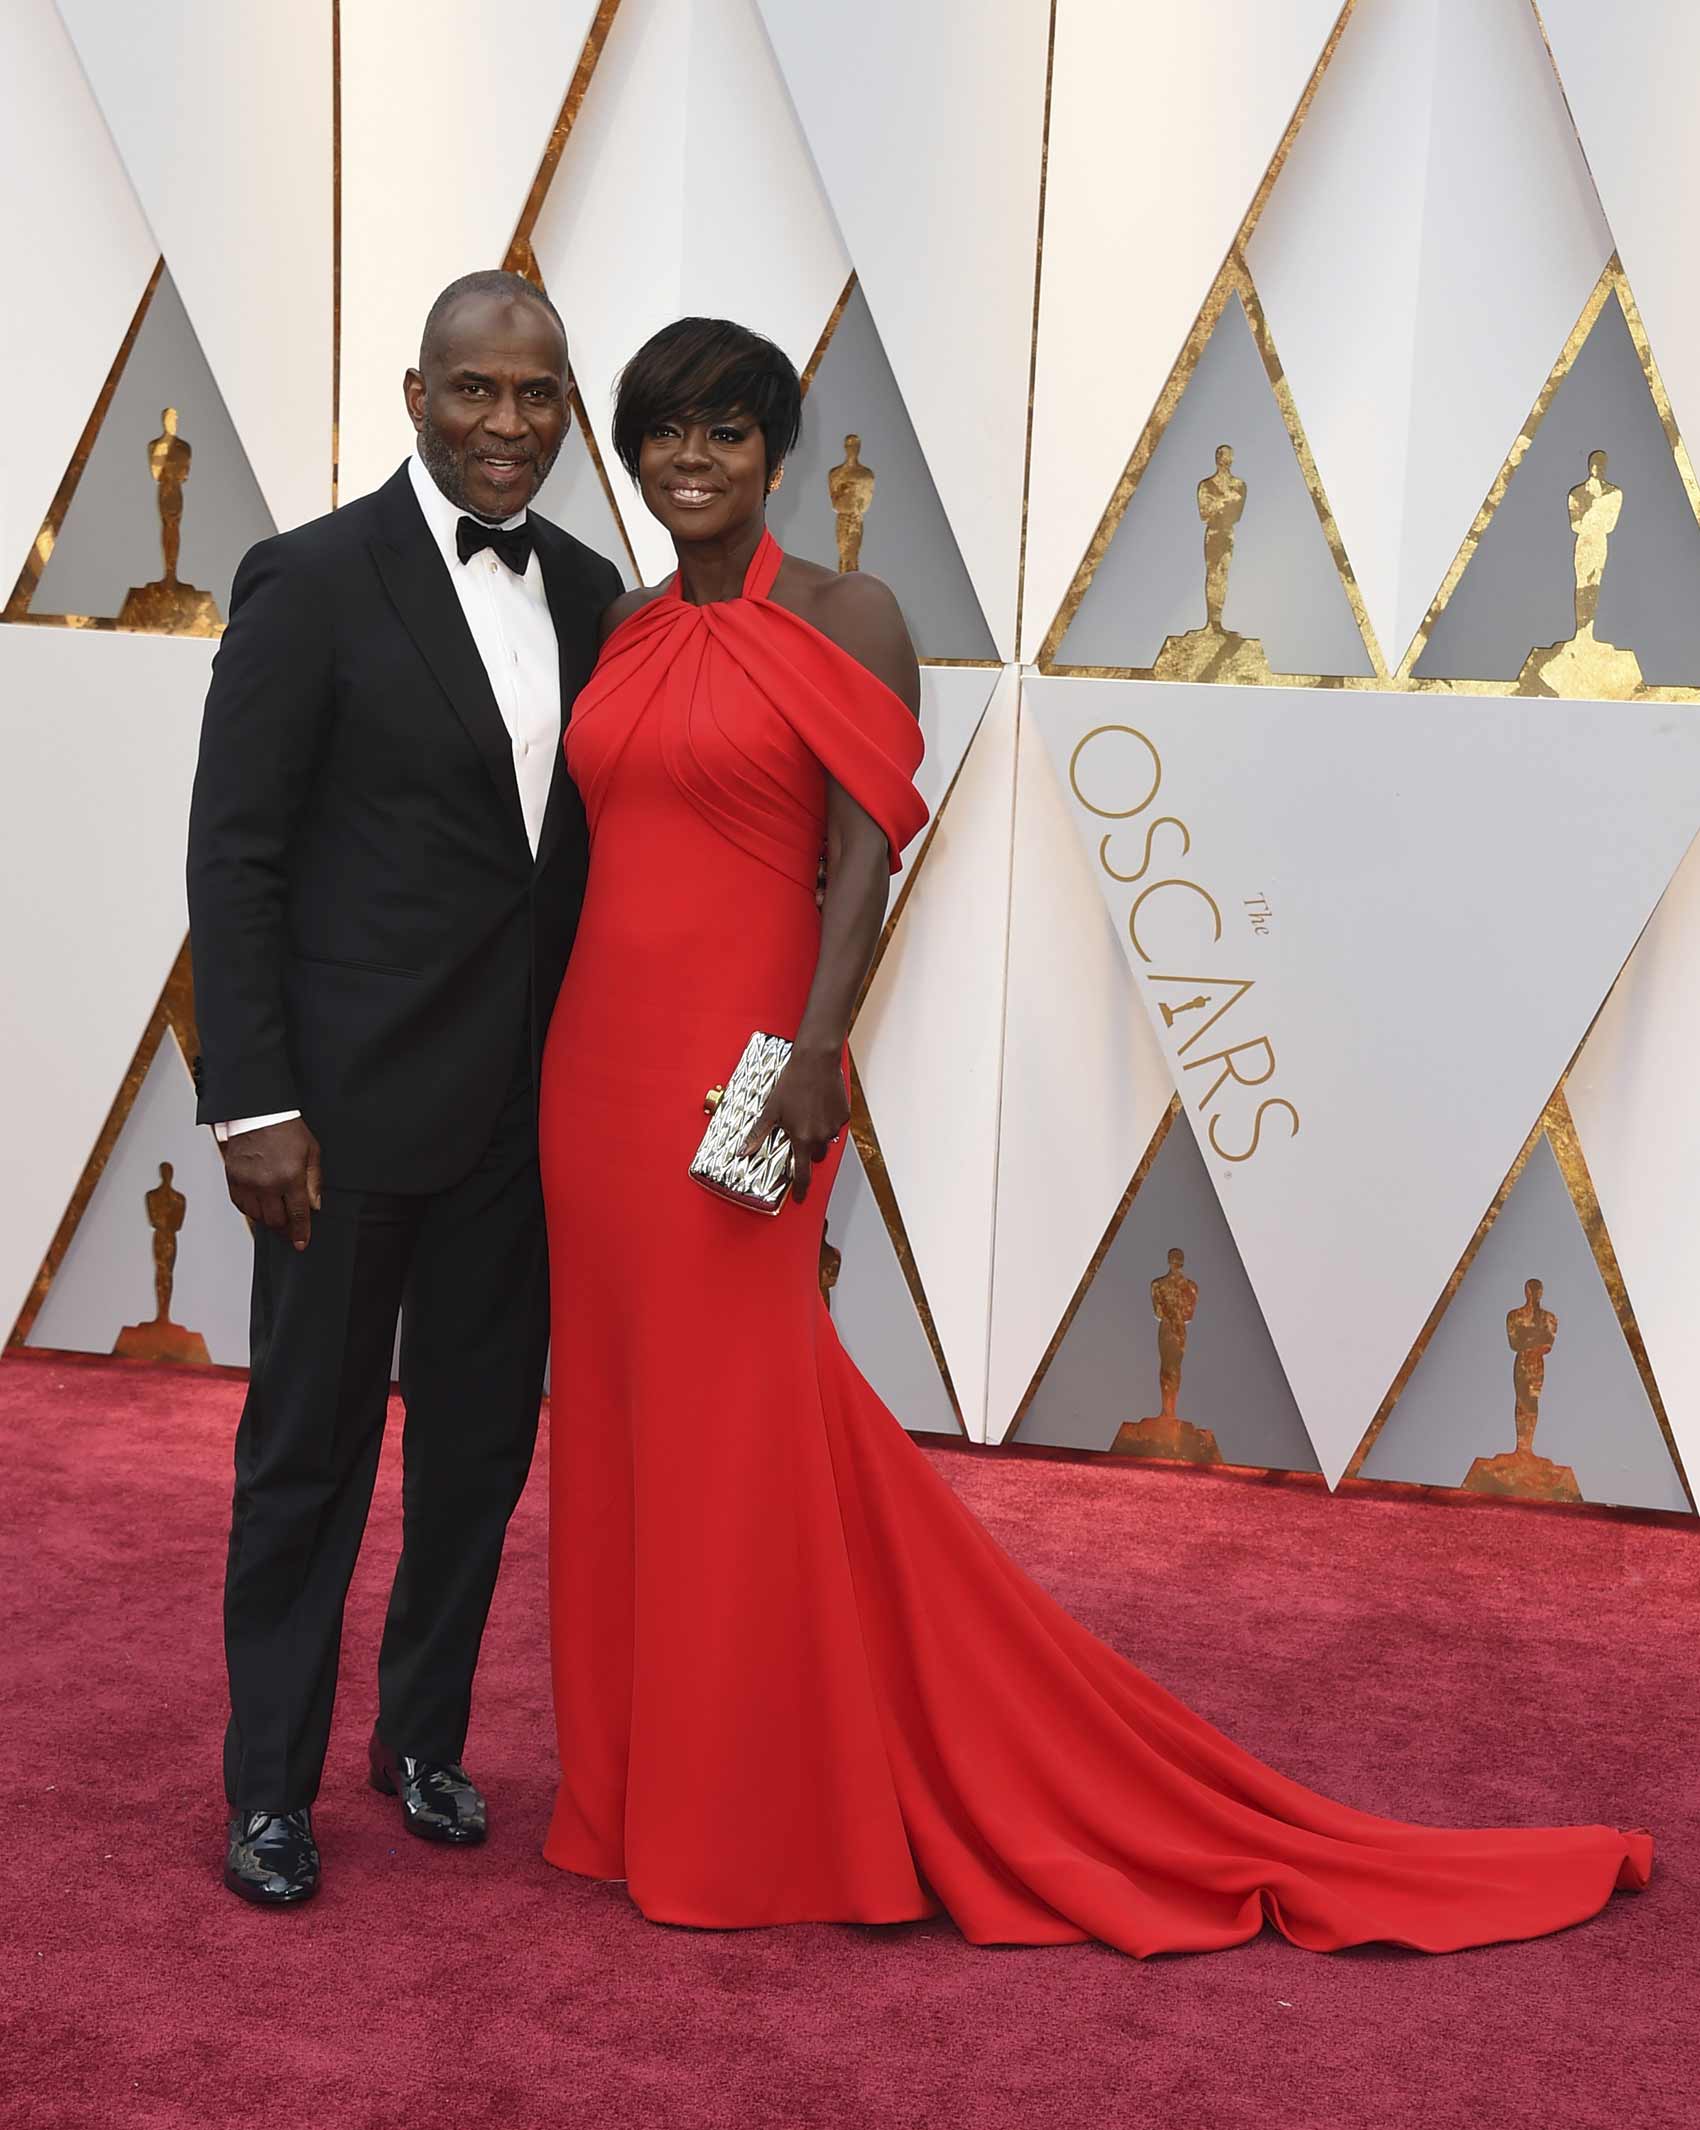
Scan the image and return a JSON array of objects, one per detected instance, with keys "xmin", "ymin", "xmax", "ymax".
[
  {"xmin": 767, "ymin": 280, "xmax": 998, "ymax": 663},
  {"xmin": 1050, "ymin": 277, "xmax": 1375, "ymax": 683},
  {"xmin": 1357, "ymin": 1128, "xmax": 1687, "ymax": 1512},
  {"xmin": 25, "ymin": 1022, "xmax": 249, "ymax": 1368},
  {"xmin": 825, "ymin": 1115, "xmax": 960, "ymax": 1439},
  {"xmin": 823, "ymin": 1067, "xmax": 964, "ymax": 1438},
  {"xmin": 502, "ymin": 0, "xmax": 627, "ymax": 283},
  {"xmin": 1411, "ymin": 266, "xmax": 1700, "ymax": 693},
  {"xmin": 531, "ymin": 395, "xmax": 639, "ymax": 585},
  {"xmin": 1012, "ymin": 1099, "xmax": 1314, "ymax": 1471},
  {"xmin": 13, "ymin": 263, "xmax": 273, "ymax": 635},
  {"xmin": 10, "ymin": 941, "xmax": 201, "ymax": 1352}
]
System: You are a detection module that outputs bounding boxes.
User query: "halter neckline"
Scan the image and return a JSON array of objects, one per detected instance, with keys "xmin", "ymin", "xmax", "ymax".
[{"xmin": 665, "ymin": 525, "xmax": 783, "ymax": 609}]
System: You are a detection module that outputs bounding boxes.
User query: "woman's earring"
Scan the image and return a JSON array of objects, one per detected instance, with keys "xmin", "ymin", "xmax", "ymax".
[{"xmin": 767, "ymin": 465, "xmax": 785, "ymax": 495}]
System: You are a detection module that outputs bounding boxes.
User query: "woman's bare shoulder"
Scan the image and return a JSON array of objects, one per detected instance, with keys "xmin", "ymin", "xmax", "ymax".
[
  {"xmin": 599, "ymin": 582, "xmax": 671, "ymax": 643},
  {"xmin": 776, "ymin": 562, "xmax": 919, "ymax": 713}
]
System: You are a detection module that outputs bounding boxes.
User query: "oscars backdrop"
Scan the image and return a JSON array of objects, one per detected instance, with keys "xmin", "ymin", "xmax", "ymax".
[{"xmin": 6, "ymin": 0, "xmax": 1700, "ymax": 1527}]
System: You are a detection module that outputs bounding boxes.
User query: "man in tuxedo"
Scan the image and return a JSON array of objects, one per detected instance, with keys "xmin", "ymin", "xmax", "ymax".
[{"xmin": 187, "ymin": 269, "xmax": 622, "ymax": 1905}]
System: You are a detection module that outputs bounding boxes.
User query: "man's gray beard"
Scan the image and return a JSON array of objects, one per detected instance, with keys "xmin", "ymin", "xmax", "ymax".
[{"xmin": 417, "ymin": 418, "xmax": 560, "ymax": 521}]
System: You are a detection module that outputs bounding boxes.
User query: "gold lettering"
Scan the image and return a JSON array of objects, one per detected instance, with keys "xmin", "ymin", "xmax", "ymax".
[
  {"xmin": 1069, "ymin": 724, "xmax": 1162, "ymax": 821},
  {"xmin": 1128, "ymin": 879, "xmax": 1223, "ymax": 965},
  {"xmin": 1099, "ymin": 814, "xmax": 1190, "ymax": 885},
  {"xmin": 1146, "ymin": 974, "xmax": 1255, "ymax": 1057},
  {"xmin": 1209, "ymin": 1098, "xmax": 1301, "ymax": 1164},
  {"xmin": 1184, "ymin": 1035, "xmax": 1277, "ymax": 1110}
]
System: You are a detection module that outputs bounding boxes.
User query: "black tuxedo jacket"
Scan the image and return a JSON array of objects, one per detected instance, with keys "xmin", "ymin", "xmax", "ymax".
[{"xmin": 186, "ymin": 462, "xmax": 622, "ymax": 1195}]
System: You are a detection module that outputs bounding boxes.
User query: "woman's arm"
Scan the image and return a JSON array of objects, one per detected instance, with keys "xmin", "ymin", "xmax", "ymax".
[{"xmin": 746, "ymin": 573, "xmax": 920, "ymax": 1202}]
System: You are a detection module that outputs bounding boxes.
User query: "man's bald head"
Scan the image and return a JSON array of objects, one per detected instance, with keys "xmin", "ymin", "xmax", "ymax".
[{"xmin": 419, "ymin": 270, "xmax": 564, "ymax": 370}]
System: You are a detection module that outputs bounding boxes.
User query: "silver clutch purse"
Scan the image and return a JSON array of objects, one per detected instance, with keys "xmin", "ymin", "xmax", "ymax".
[{"xmin": 690, "ymin": 1031, "xmax": 795, "ymax": 1214}]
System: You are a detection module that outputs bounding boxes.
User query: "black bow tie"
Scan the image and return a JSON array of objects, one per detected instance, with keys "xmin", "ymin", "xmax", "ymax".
[{"xmin": 456, "ymin": 515, "xmax": 533, "ymax": 575}]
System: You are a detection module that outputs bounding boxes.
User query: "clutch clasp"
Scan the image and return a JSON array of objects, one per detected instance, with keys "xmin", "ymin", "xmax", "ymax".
[{"xmin": 703, "ymin": 1086, "xmax": 725, "ymax": 1117}]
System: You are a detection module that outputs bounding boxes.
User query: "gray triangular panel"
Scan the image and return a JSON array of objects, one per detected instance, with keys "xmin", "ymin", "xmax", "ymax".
[
  {"xmin": 1055, "ymin": 293, "xmax": 1371, "ymax": 677},
  {"xmin": 1361, "ymin": 1136, "xmax": 1687, "ymax": 1511},
  {"xmin": 28, "ymin": 1032, "xmax": 252, "ymax": 1366},
  {"xmin": 533, "ymin": 418, "xmax": 631, "ymax": 587},
  {"xmin": 766, "ymin": 284, "xmax": 996, "ymax": 661},
  {"xmin": 32, "ymin": 267, "xmax": 275, "ymax": 624},
  {"xmin": 825, "ymin": 1137, "xmax": 957, "ymax": 1437},
  {"xmin": 1016, "ymin": 1113, "xmax": 1316, "ymax": 1470},
  {"xmin": 1416, "ymin": 289, "xmax": 1700, "ymax": 684}
]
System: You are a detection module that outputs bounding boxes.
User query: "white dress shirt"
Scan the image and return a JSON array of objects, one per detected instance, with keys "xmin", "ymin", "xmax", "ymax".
[{"xmin": 217, "ymin": 452, "xmax": 563, "ymax": 1142}]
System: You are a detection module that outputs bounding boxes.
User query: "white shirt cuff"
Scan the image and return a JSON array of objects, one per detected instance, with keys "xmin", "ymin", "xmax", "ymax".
[{"xmin": 214, "ymin": 1110, "xmax": 302, "ymax": 1142}]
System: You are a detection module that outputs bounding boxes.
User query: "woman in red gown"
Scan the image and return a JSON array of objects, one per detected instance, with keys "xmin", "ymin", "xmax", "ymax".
[{"xmin": 538, "ymin": 319, "xmax": 1649, "ymax": 1955}]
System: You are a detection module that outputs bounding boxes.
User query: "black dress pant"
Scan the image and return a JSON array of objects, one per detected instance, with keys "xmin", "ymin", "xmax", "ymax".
[{"xmin": 222, "ymin": 1042, "xmax": 549, "ymax": 1811}]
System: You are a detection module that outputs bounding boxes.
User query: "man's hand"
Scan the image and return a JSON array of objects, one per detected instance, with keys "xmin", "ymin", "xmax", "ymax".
[{"xmin": 219, "ymin": 1118, "xmax": 323, "ymax": 1251}]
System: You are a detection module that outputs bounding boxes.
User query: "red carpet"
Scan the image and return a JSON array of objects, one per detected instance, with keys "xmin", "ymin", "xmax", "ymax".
[{"xmin": 3, "ymin": 1351, "xmax": 1692, "ymax": 2130}]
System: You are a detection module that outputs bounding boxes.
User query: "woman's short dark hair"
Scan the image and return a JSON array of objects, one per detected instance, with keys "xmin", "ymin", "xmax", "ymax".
[{"xmin": 611, "ymin": 318, "xmax": 802, "ymax": 481}]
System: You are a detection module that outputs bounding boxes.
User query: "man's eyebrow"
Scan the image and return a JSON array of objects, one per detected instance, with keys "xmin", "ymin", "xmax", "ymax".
[{"xmin": 447, "ymin": 366, "xmax": 561, "ymax": 388}]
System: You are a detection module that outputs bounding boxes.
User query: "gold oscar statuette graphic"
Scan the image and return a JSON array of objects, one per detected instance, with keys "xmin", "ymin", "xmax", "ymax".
[
  {"xmin": 1515, "ymin": 450, "xmax": 1644, "ymax": 700},
  {"xmin": 116, "ymin": 407, "xmax": 222, "ymax": 637},
  {"xmin": 1153, "ymin": 445, "xmax": 1272, "ymax": 684},
  {"xmin": 1462, "ymin": 1278, "xmax": 1581, "ymax": 1502},
  {"xmin": 828, "ymin": 434, "xmax": 875, "ymax": 573},
  {"xmin": 1111, "ymin": 1248, "xmax": 1222, "ymax": 1464},
  {"xmin": 819, "ymin": 1223, "xmax": 842, "ymax": 1311},
  {"xmin": 112, "ymin": 1161, "xmax": 212, "ymax": 1366}
]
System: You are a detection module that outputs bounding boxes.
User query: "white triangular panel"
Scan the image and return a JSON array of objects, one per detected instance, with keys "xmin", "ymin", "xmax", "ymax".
[
  {"xmin": 1567, "ymin": 835, "xmax": 1700, "ymax": 1493},
  {"xmin": 1024, "ymin": 0, "xmax": 1340, "ymax": 661},
  {"xmin": 534, "ymin": 0, "xmax": 851, "ymax": 586},
  {"xmin": 1028, "ymin": 674, "xmax": 1700, "ymax": 1485},
  {"xmin": 894, "ymin": 665, "xmax": 1002, "ymax": 916},
  {"xmin": 756, "ymin": 0, "xmax": 1047, "ymax": 657},
  {"xmin": 987, "ymin": 687, "xmax": 1173, "ymax": 1442},
  {"xmin": 1247, "ymin": 0, "xmax": 1610, "ymax": 672},
  {"xmin": 852, "ymin": 667, "xmax": 1019, "ymax": 1440},
  {"xmin": 338, "ymin": 0, "xmax": 603, "ymax": 507},
  {"xmin": 1541, "ymin": 1, "xmax": 1700, "ymax": 454},
  {"xmin": 0, "ymin": 0, "xmax": 155, "ymax": 585},
  {"xmin": 0, "ymin": 627, "xmax": 213, "ymax": 1335},
  {"xmin": 56, "ymin": 0, "xmax": 333, "ymax": 534}
]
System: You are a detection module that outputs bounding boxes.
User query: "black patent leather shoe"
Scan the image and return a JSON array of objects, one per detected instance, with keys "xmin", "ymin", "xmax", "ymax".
[
  {"xmin": 224, "ymin": 1807, "xmax": 320, "ymax": 1906},
  {"xmin": 368, "ymin": 1732, "xmax": 488, "ymax": 1845}
]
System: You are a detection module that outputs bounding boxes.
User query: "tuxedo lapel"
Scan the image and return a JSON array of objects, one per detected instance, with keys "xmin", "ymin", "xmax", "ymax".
[
  {"xmin": 369, "ymin": 468, "xmax": 528, "ymax": 847},
  {"xmin": 532, "ymin": 517, "xmax": 606, "ymax": 877}
]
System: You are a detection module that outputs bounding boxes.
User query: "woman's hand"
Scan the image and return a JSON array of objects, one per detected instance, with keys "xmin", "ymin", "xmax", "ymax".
[{"xmin": 744, "ymin": 1043, "xmax": 849, "ymax": 1203}]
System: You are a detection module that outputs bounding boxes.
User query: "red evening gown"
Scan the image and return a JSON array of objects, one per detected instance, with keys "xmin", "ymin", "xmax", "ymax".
[{"xmin": 537, "ymin": 530, "xmax": 1649, "ymax": 1954}]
